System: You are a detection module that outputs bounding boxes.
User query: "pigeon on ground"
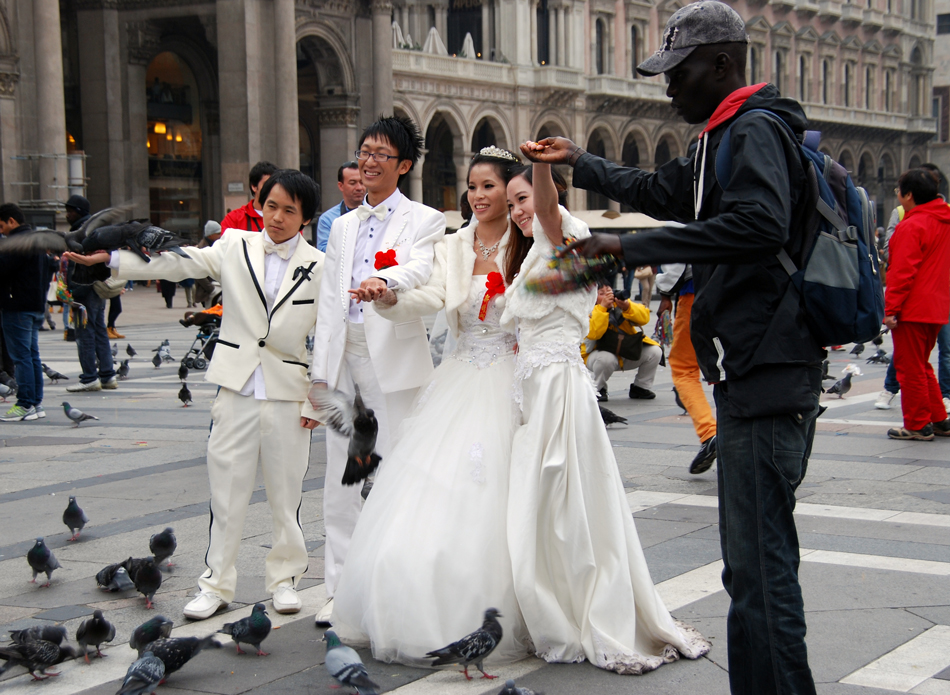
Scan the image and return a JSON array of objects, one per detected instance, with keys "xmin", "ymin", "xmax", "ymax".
[
  {"xmin": 217, "ymin": 603, "xmax": 271, "ymax": 656},
  {"xmin": 599, "ymin": 405, "xmax": 627, "ymax": 426},
  {"xmin": 96, "ymin": 562, "xmax": 135, "ymax": 592},
  {"xmin": 498, "ymin": 679, "xmax": 544, "ymax": 695},
  {"xmin": 149, "ymin": 528, "xmax": 177, "ymax": 567},
  {"xmin": 117, "ymin": 359, "xmax": 130, "ymax": 380},
  {"xmin": 866, "ymin": 348, "xmax": 890, "ymax": 365},
  {"xmin": 0, "ymin": 382, "xmax": 14, "ymax": 401},
  {"xmin": 323, "ymin": 630, "xmax": 379, "ymax": 695},
  {"xmin": 124, "ymin": 557, "xmax": 162, "ymax": 609},
  {"xmin": 9, "ymin": 625, "xmax": 68, "ymax": 647},
  {"xmin": 151, "ymin": 352, "xmax": 162, "ymax": 368},
  {"xmin": 871, "ymin": 331, "xmax": 885, "ymax": 346},
  {"xmin": 126, "ymin": 343, "xmax": 137, "ymax": 358},
  {"xmin": 850, "ymin": 343, "xmax": 865, "ymax": 356},
  {"xmin": 0, "ymin": 371, "xmax": 15, "ymax": 389},
  {"xmin": 826, "ymin": 371, "xmax": 854, "ymax": 398},
  {"xmin": 311, "ymin": 385, "xmax": 381, "ymax": 486},
  {"xmin": 178, "ymin": 363, "xmax": 188, "ymax": 381},
  {"xmin": 76, "ymin": 610, "xmax": 116, "ymax": 662},
  {"xmin": 672, "ymin": 385, "xmax": 687, "ymax": 413},
  {"xmin": 42, "ymin": 363, "xmax": 68, "ymax": 383},
  {"xmin": 63, "ymin": 496, "xmax": 88, "ymax": 541},
  {"xmin": 62, "ymin": 401, "xmax": 99, "ymax": 427},
  {"xmin": 0, "ymin": 639, "xmax": 78, "ymax": 680},
  {"xmin": 153, "ymin": 342, "xmax": 174, "ymax": 363},
  {"xmin": 116, "ymin": 650, "xmax": 165, "ymax": 695},
  {"xmin": 178, "ymin": 383, "xmax": 192, "ymax": 407},
  {"xmin": 129, "ymin": 616, "xmax": 173, "ymax": 657},
  {"xmin": 426, "ymin": 607, "xmax": 504, "ymax": 680},
  {"xmin": 821, "ymin": 359, "xmax": 833, "ymax": 381},
  {"xmin": 27, "ymin": 538, "xmax": 60, "ymax": 587},
  {"xmin": 145, "ymin": 635, "xmax": 222, "ymax": 682},
  {"xmin": 111, "ymin": 343, "xmax": 118, "ymax": 358}
]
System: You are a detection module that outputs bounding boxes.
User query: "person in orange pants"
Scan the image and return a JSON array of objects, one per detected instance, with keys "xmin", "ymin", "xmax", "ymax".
[{"xmin": 658, "ymin": 264, "xmax": 717, "ymax": 473}]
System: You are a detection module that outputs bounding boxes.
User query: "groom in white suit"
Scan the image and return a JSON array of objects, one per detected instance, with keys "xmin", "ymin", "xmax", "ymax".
[{"xmin": 310, "ymin": 115, "xmax": 445, "ymax": 625}]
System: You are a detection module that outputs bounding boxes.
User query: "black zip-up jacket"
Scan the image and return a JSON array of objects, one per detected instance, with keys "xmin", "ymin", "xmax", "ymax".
[
  {"xmin": 66, "ymin": 213, "xmax": 110, "ymax": 288},
  {"xmin": 572, "ymin": 84, "xmax": 824, "ymax": 417},
  {"xmin": 0, "ymin": 225, "xmax": 57, "ymax": 313}
]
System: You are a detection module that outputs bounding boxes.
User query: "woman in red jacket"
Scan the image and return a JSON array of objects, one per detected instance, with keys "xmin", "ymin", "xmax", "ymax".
[{"xmin": 885, "ymin": 167, "xmax": 950, "ymax": 440}]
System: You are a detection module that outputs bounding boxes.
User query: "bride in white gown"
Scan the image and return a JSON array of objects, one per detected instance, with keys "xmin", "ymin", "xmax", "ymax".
[
  {"xmin": 330, "ymin": 147, "xmax": 532, "ymax": 666},
  {"xmin": 501, "ymin": 159, "xmax": 711, "ymax": 674}
]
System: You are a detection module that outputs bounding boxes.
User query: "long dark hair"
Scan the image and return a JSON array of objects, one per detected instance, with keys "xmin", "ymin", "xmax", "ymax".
[
  {"xmin": 510, "ymin": 165, "xmax": 570, "ymax": 209},
  {"xmin": 503, "ymin": 165, "xmax": 569, "ymax": 282}
]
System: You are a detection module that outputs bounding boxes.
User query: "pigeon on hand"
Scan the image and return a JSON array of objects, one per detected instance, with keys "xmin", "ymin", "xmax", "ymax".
[
  {"xmin": 426, "ymin": 607, "xmax": 504, "ymax": 680},
  {"xmin": 672, "ymin": 385, "xmax": 687, "ymax": 413},
  {"xmin": 76, "ymin": 610, "xmax": 116, "ymax": 662},
  {"xmin": 96, "ymin": 562, "xmax": 135, "ymax": 592},
  {"xmin": 599, "ymin": 405, "xmax": 627, "ymax": 426},
  {"xmin": 9, "ymin": 625, "xmax": 68, "ymax": 647},
  {"xmin": 0, "ymin": 638, "xmax": 79, "ymax": 680},
  {"xmin": 111, "ymin": 343, "xmax": 118, "ymax": 358},
  {"xmin": 151, "ymin": 352, "xmax": 162, "ymax": 368},
  {"xmin": 126, "ymin": 343, "xmax": 137, "ymax": 358},
  {"xmin": 146, "ymin": 635, "xmax": 222, "ymax": 682},
  {"xmin": 178, "ymin": 363, "xmax": 188, "ymax": 381},
  {"xmin": 62, "ymin": 402, "xmax": 99, "ymax": 427},
  {"xmin": 498, "ymin": 679, "xmax": 544, "ymax": 695},
  {"xmin": 129, "ymin": 616, "xmax": 173, "ymax": 657},
  {"xmin": 63, "ymin": 496, "xmax": 89, "ymax": 541},
  {"xmin": 123, "ymin": 557, "xmax": 162, "ymax": 609},
  {"xmin": 178, "ymin": 383, "xmax": 192, "ymax": 407},
  {"xmin": 0, "ymin": 382, "xmax": 14, "ymax": 401},
  {"xmin": 323, "ymin": 630, "xmax": 380, "ymax": 695},
  {"xmin": 311, "ymin": 385, "xmax": 382, "ymax": 486},
  {"xmin": 149, "ymin": 528, "xmax": 177, "ymax": 567},
  {"xmin": 27, "ymin": 538, "xmax": 60, "ymax": 587},
  {"xmin": 117, "ymin": 359, "xmax": 130, "ymax": 380},
  {"xmin": 850, "ymin": 343, "xmax": 865, "ymax": 356},
  {"xmin": 217, "ymin": 603, "xmax": 271, "ymax": 656},
  {"xmin": 42, "ymin": 363, "xmax": 68, "ymax": 383},
  {"xmin": 116, "ymin": 650, "xmax": 165, "ymax": 695}
]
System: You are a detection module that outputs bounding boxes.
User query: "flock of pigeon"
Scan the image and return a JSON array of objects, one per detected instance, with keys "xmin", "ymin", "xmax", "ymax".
[{"xmin": 822, "ymin": 330, "xmax": 891, "ymax": 398}]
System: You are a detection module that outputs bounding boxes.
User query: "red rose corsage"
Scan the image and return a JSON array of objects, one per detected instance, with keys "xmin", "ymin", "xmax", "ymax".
[
  {"xmin": 479, "ymin": 271, "xmax": 506, "ymax": 320},
  {"xmin": 374, "ymin": 249, "xmax": 398, "ymax": 270}
]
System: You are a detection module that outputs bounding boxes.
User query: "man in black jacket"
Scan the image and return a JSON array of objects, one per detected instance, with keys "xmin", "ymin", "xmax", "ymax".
[
  {"xmin": 0, "ymin": 204, "xmax": 56, "ymax": 421},
  {"xmin": 525, "ymin": 3, "xmax": 822, "ymax": 694}
]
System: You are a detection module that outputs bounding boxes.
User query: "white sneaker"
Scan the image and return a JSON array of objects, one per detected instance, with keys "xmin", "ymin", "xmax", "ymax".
[
  {"xmin": 874, "ymin": 390, "xmax": 897, "ymax": 410},
  {"xmin": 315, "ymin": 597, "xmax": 334, "ymax": 627},
  {"xmin": 66, "ymin": 381, "xmax": 102, "ymax": 393},
  {"xmin": 272, "ymin": 584, "xmax": 302, "ymax": 614},
  {"xmin": 34, "ymin": 405, "xmax": 45, "ymax": 419},
  {"xmin": 183, "ymin": 591, "xmax": 227, "ymax": 620},
  {"xmin": 944, "ymin": 397, "xmax": 950, "ymax": 413}
]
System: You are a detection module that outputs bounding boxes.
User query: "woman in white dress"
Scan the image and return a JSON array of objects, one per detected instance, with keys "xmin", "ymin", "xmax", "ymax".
[
  {"xmin": 501, "ymin": 157, "xmax": 711, "ymax": 674},
  {"xmin": 330, "ymin": 147, "xmax": 533, "ymax": 667}
]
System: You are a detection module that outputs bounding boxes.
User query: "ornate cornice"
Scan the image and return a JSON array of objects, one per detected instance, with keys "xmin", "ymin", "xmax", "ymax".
[
  {"xmin": 127, "ymin": 20, "xmax": 162, "ymax": 66},
  {"xmin": 315, "ymin": 106, "xmax": 360, "ymax": 127},
  {"xmin": 0, "ymin": 70, "xmax": 18, "ymax": 97},
  {"xmin": 75, "ymin": 0, "xmax": 208, "ymax": 8}
]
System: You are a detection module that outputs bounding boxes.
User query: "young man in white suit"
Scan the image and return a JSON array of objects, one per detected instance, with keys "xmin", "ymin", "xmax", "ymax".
[
  {"xmin": 66, "ymin": 170, "xmax": 324, "ymax": 620},
  {"xmin": 310, "ymin": 115, "xmax": 445, "ymax": 625}
]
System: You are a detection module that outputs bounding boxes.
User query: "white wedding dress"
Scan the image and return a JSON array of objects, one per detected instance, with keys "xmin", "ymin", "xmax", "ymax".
[
  {"xmin": 331, "ymin": 274, "xmax": 530, "ymax": 666},
  {"xmin": 501, "ymin": 208, "xmax": 711, "ymax": 674}
]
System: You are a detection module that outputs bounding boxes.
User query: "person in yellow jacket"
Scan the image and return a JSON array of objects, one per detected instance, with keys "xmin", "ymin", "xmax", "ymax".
[{"xmin": 582, "ymin": 283, "xmax": 662, "ymax": 402}]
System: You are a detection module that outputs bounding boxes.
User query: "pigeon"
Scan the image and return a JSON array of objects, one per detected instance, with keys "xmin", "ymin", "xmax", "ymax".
[
  {"xmin": 305, "ymin": 334, "xmax": 314, "ymax": 353},
  {"xmin": 178, "ymin": 383, "xmax": 192, "ymax": 407},
  {"xmin": 0, "ymin": 639, "xmax": 78, "ymax": 680},
  {"xmin": 146, "ymin": 635, "xmax": 222, "ymax": 682},
  {"xmin": 153, "ymin": 341, "xmax": 174, "ymax": 363},
  {"xmin": 149, "ymin": 527, "xmax": 177, "ymax": 567},
  {"xmin": 0, "ymin": 203, "xmax": 133, "ymax": 256},
  {"xmin": 871, "ymin": 332, "xmax": 885, "ymax": 346},
  {"xmin": 323, "ymin": 630, "xmax": 379, "ymax": 695},
  {"xmin": 126, "ymin": 343, "xmax": 137, "ymax": 358},
  {"xmin": 42, "ymin": 363, "xmax": 68, "ymax": 383},
  {"xmin": 217, "ymin": 603, "xmax": 271, "ymax": 656},
  {"xmin": 9, "ymin": 625, "xmax": 68, "ymax": 647},
  {"xmin": 311, "ymin": 385, "xmax": 382, "ymax": 486},
  {"xmin": 111, "ymin": 342, "xmax": 118, "ymax": 358},
  {"xmin": 116, "ymin": 650, "xmax": 165, "ymax": 695},
  {"xmin": 27, "ymin": 538, "xmax": 60, "ymax": 587},
  {"xmin": 867, "ymin": 348, "xmax": 890, "ymax": 365},
  {"xmin": 497, "ymin": 679, "xmax": 544, "ymax": 695},
  {"xmin": 850, "ymin": 343, "xmax": 865, "ymax": 356},
  {"xmin": 76, "ymin": 610, "xmax": 116, "ymax": 662},
  {"xmin": 129, "ymin": 616, "xmax": 173, "ymax": 657},
  {"xmin": 826, "ymin": 371, "xmax": 854, "ymax": 398},
  {"xmin": 117, "ymin": 359, "xmax": 131, "ymax": 380},
  {"xmin": 821, "ymin": 359, "xmax": 833, "ymax": 381},
  {"xmin": 599, "ymin": 405, "xmax": 627, "ymax": 426},
  {"xmin": 426, "ymin": 607, "xmax": 504, "ymax": 680},
  {"xmin": 672, "ymin": 385, "xmax": 687, "ymax": 413},
  {"xmin": 178, "ymin": 362, "xmax": 188, "ymax": 381},
  {"xmin": 63, "ymin": 496, "xmax": 89, "ymax": 541},
  {"xmin": 96, "ymin": 562, "xmax": 135, "ymax": 592},
  {"xmin": 0, "ymin": 382, "xmax": 14, "ymax": 401},
  {"xmin": 124, "ymin": 557, "xmax": 162, "ymax": 609},
  {"xmin": 151, "ymin": 352, "xmax": 162, "ymax": 368},
  {"xmin": 62, "ymin": 401, "xmax": 99, "ymax": 427}
]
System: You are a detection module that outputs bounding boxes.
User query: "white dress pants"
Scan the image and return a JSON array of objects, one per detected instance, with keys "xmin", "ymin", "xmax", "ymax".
[
  {"xmin": 323, "ymin": 324, "xmax": 417, "ymax": 597},
  {"xmin": 198, "ymin": 388, "xmax": 311, "ymax": 603}
]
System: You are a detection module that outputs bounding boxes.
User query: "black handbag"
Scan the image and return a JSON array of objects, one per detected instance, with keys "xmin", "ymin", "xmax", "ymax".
[{"xmin": 595, "ymin": 327, "xmax": 645, "ymax": 362}]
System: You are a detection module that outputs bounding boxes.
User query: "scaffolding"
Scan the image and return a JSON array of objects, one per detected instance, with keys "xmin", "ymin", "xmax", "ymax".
[{"xmin": 10, "ymin": 151, "xmax": 87, "ymax": 210}]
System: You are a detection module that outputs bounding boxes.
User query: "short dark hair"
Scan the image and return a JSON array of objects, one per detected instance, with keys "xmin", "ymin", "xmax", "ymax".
[
  {"xmin": 0, "ymin": 203, "xmax": 25, "ymax": 224},
  {"xmin": 249, "ymin": 161, "xmax": 279, "ymax": 190},
  {"xmin": 898, "ymin": 167, "xmax": 940, "ymax": 206},
  {"xmin": 337, "ymin": 161, "xmax": 359, "ymax": 183},
  {"xmin": 258, "ymin": 169, "xmax": 320, "ymax": 228},
  {"xmin": 359, "ymin": 115, "xmax": 424, "ymax": 184}
]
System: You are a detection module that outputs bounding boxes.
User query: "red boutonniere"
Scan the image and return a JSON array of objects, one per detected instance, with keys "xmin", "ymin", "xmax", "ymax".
[
  {"xmin": 374, "ymin": 249, "xmax": 398, "ymax": 270},
  {"xmin": 479, "ymin": 271, "xmax": 506, "ymax": 321}
]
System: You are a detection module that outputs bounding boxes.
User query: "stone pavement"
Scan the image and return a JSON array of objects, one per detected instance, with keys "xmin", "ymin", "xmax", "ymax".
[{"xmin": 0, "ymin": 289, "xmax": 948, "ymax": 695}]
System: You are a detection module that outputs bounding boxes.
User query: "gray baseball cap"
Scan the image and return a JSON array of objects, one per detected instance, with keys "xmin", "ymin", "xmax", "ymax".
[{"xmin": 637, "ymin": 1, "xmax": 748, "ymax": 77}]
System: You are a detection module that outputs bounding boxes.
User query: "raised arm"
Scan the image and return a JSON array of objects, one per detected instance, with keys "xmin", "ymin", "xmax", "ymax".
[{"xmin": 527, "ymin": 158, "xmax": 563, "ymax": 248}]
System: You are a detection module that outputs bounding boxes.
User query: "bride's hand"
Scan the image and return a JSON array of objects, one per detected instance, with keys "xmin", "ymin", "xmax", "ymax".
[{"xmin": 375, "ymin": 289, "xmax": 398, "ymax": 307}]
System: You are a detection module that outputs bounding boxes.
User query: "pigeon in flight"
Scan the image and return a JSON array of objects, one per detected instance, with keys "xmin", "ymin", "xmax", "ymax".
[
  {"xmin": 27, "ymin": 538, "xmax": 60, "ymax": 587},
  {"xmin": 0, "ymin": 638, "xmax": 78, "ymax": 680},
  {"xmin": 0, "ymin": 203, "xmax": 133, "ymax": 256},
  {"xmin": 149, "ymin": 527, "xmax": 177, "ymax": 567},
  {"xmin": 63, "ymin": 496, "xmax": 89, "ymax": 541},
  {"xmin": 117, "ymin": 359, "xmax": 130, "ymax": 380},
  {"xmin": 850, "ymin": 343, "xmax": 864, "ymax": 356},
  {"xmin": 178, "ymin": 383, "xmax": 192, "ymax": 407},
  {"xmin": 76, "ymin": 609, "xmax": 116, "ymax": 662},
  {"xmin": 145, "ymin": 635, "xmax": 222, "ymax": 682},
  {"xmin": 62, "ymin": 402, "xmax": 99, "ymax": 427},
  {"xmin": 599, "ymin": 405, "xmax": 627, "ymax": 427},
  {"xmin": 311, "ymin": 385, "xmax": 381, "ymax": 486},
  {"xmin": 96, "ymin": 562, "xmax": 135, "ymax": 592},
  {"xmin": 426, "ymin": 607, "xmax": 504, "ymax": 680},
  {"xmin": 117, "ymin": 650, "xmax": 165, "ymax": 695},
  {"xmin": 124, "ymin": 557, "xmax": 162, "ymax": 609},
  {"xmin": 323, "ymin": 630, "xmax": 380, "ymax": 695},
  {"xmin": 130, "ymin": 616, "xmax": 173, "ymax": 657},
  {"xmin": 42, "ymin": 363, "xmax": 68, "ymax": 383},
  {"xmin": 126, "ymin": 343, "xmax": 137, "ymax": 358},
  {"xmin": 9, "ymin": 625, "xmax": 67, "ymax": 647},
  {"xmin": 217, "ymin": 603, "xmax": 271, "ymax": 656}
]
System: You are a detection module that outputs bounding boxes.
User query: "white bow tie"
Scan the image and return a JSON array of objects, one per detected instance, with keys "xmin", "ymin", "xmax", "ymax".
[
  {"xmin": 262, "ymin": 237, "xmax": 293, "ymax": 260},
  {"xmin": 356, "ymin": 203, "xmax": 388, "ymax": 222}
]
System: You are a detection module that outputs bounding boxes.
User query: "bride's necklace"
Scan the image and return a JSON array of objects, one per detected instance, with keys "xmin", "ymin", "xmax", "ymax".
[{"xmin": 474, "ymin": 233, "xmax": 501, "ymax": 260}]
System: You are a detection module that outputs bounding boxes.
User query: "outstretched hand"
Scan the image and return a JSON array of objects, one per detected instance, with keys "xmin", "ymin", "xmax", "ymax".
[
  {"xmin": 558, "ymin": 233, "xmax": 623, "ymax": 259},
  {"xmin": 520, "ymin": 137, "xmax": 582, "ymax": 165},
  {"xmin": 63, "ymin": 251, "xmax": 111, "ymax": 266}
]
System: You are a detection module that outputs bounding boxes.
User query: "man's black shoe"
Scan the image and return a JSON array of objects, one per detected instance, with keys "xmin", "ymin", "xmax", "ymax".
[
  {"xmin": 689, "ymin": 435, "xmax": 717, "ymax": 474},
  {"xmin": 628, "ymin": 384, "xmax": 656, "ymax": 400},
  {"xmin": 597, "ymin": 388, "xmax": 608, "ymax": 403},
  {"xmin": 933, "ymin": 418, "xmax": 950, "ymax": 437}
]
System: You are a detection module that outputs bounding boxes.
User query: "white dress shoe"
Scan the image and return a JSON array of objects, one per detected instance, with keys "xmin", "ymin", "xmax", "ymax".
[
  {"xmin": 315, "ymin": 597, "xmax": 334, "ymax": 627},
  {"xmin": 183, "ymin": 591, "xmax": 228, "ymax": 620},
  {"xmin": 272, "ymin": 585, "xmax": 302, "ymax": 614}
]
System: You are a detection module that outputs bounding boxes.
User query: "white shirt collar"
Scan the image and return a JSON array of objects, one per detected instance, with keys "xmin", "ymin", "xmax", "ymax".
[
  {"xmin": 361, "ymin": 188, "xmax": 404, "ymax": 221},
  {"xmin": 262, "ymin": 228, "xmax": 300, "ymax": 253}
]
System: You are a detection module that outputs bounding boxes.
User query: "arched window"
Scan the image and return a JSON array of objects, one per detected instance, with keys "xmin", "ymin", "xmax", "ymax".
[
  {"xmin": 630, "ymin": 25, "xmax": 639, "ymax": 78},
  {"xmin": 822, "ymin": 59, "xmax": 831, "ymax": 104},
  {"xmin": 774, "ymin": 51, "xmax": 784, "ymax": 95},
  {"xmin": 654, "ymin": 138, "xmax": 672, "ymax": 167},
  {"xmin": 799, "ymin": 55, "xmax": 809, "ymax": 102},
  {"xmin": 595, "ymin": 18, "xmax": 606, "ymax": 75}
]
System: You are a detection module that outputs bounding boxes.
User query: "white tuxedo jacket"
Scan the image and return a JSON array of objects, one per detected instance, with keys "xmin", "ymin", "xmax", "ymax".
[
  {"xmin": 311, "ymin": 195, "xmax": 445, "ymax": 393},
  {"xmin": 114, "ymin": 230, "xmax": 324, "ymax": 413}
]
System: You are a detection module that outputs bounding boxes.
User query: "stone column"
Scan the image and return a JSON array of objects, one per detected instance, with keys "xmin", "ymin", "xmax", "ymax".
[
  {"xmin": 274, "ymin": 0, "xmax": 299, "ymax": 169},
  {"xmin": 34, "ymin": 0, "xmax": 68, "ymax": 207},
  {"xmin": 410, "ymin": 150, "xmax": 425, "ymax": 202},
  {"xmin": 455, "ymin": 152, "xmax": 471, "ymax": 209},
  {"xmin": 481, "ymin": 2, "xmax": 490, "ymax": 59},
  {"xmin": 530, "ymin": 1, "xmax": 538, "ymax": 65},
  {"xmin": 548, "ymin": 6, "xmax": 556, "ymax": 65},
  {"xmin": 317, "ymin": 105, "xmax": 360, "ymax": 209},
  {"xmin": 557, "ymin": 7, "xmax": 566, "ymax": 67},
  {"xmin": 372, "ymin": 0, "xmax": 394, "ymax": 116}
]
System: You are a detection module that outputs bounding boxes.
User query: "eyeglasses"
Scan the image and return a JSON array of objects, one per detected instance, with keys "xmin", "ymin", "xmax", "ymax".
[{"xmin": 354, "ymin": 150, "xmax": 400, "ymax": 163}]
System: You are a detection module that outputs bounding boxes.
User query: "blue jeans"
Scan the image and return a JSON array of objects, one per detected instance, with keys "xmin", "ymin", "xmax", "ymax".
[
  {"xmin": 714, "ymin": 384, "xmax": 819, "ymax": 695},
  {"xmin": 1, "ymin": 311, "xmax": 44, "ymax": 408},
  {"xmin": 884, "ymin": 360, "xmax": 900, "ymax": 394},
  {"xmin": 938, "ymin": 320, "xmax": 950, "ymax": 399},
  {"xmin": 72, "ymin": 286, "xmax": 115, "ymax": 384}
]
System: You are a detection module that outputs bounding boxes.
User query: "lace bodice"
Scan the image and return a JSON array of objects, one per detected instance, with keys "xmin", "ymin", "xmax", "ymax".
[{"xmin": 451, "ymin": 275, "xmax": 516, "ymax": 369}]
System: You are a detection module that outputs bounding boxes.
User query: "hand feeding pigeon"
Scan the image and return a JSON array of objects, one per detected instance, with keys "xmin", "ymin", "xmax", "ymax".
[
  {"xmin": 42, "ymin": 363, "xmax": 68, "ymax": 383},
  {"xmin": 217, "ymin": 602, "xmax": 271, "ymax": 656},
  {"xmin": 311, "ymin": 385, "xmax": 382, "ymax": 486},
  {"xmin": 149, "ymin": 527, "xmax": 177, "ymax": 567},
  {"xmin": 123, "ymin": 557, "xmax": 162, "ymax": 609},
  {"xmin": 426, "ymin": 607, "xmax": 504, "ymax": 680},
  {"xmin": 96, "ymin": 562, "xmax": 135, "ymax": 592},
  {"xmin": 497, "ymin": 679, "xmax": 544, "ymax": 695},
  {"xmin": 116, "ymin": 650, "xmax": 165, "ymax": 695},
  {"xmin": 126, "ymin": 343, "xmax": 137, "ymax": 358},
  {"xmin": 76, "ymin": 609, "xmax": 116, "ymax": 662},
  {"xmin": 27, "ymin": 537, "xmax": 60, "ymax": 587},
  {"xmin": 63, "ymin": 496, "xmax": 89, "ymax": 541},
  {"xmin": 111, "ymin": 343, "xmax": 118, "ymax": 358},
  {"xmin": 323, "ymin": 630, "xmax": 380, "ymax": 695},
  {"xmin": 146, "ymin": 635, "xmax": 222, "ymax": 683},
  {"xmin": 599, "ymin": 405, "xmax": 627, "ymax": 426},
  {"xmin": 117, "ymin": 359, "xmax": 130, "ymax": 380},
  {"xmin": 129, "ymin": 616, "xmax": 173, "ymax": 657},
  {"xmin": 178, "ymin": 362, "xmax": 188, "ymax": 381},
  {"xmin": 850, "ymin": 343, "xmax": 865, "ymax": 356},
  {"xmin": 62, "ymin": 401, "xmax": 99, "ymax": 427},
  {"xmin": 151, "ymin": 352, "xmax": 162, "ymax": 368},
  {"xmin": 0, "ymin": 638, "xmax": 78, "ymax": 680},
  {"xmin": 9, "ymin": 625, "xmax": 68, "ymax": 647},
  {"xmin": 178, "ymin": 383, "xmax": 192, "ymax": 407}
]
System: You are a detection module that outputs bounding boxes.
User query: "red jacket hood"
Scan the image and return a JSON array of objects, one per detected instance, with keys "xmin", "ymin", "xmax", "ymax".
[
  {"xmin": 902, "ymin": 197, "xmax": 950, "ymax": 224},
  {"xmin": 702, "ymin": 83, "xmax": 769, "ymax": 136}
]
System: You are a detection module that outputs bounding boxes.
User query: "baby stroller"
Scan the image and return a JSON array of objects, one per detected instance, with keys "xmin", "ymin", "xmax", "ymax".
[{"xmin": 180, "ymin": 305, "xmax": 222, "ymax": 370}]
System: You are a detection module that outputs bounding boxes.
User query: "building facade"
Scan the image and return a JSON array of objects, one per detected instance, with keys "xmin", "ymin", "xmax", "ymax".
[{"xmin": 0, "ymin": 0, "xmax": 936, "ymax": 231}]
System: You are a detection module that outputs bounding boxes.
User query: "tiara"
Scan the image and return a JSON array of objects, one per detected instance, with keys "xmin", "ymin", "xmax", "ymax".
[{"xmin": 477, "ymin": 146, "xmax": 519, "ymax": 162}]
